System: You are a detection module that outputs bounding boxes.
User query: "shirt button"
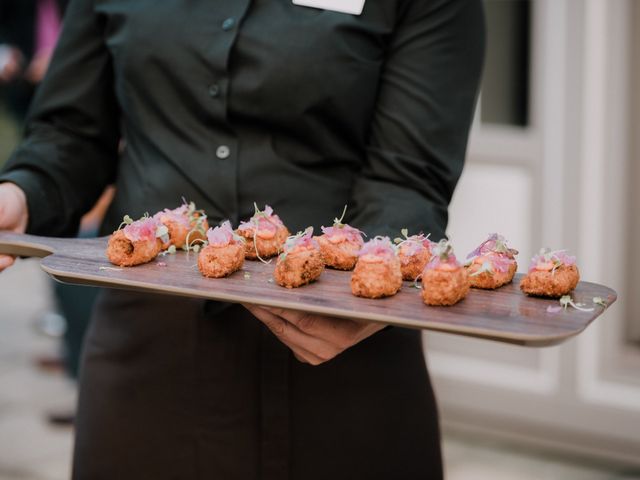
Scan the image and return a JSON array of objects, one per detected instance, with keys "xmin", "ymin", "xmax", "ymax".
[
  {"xmin": 221, "ymin": 18, "xmax": 236, "ymax": 31},
  {"xmin": 208, "ymin": 83, "xmax": 220, "ymax": 98},
  {"xmin": 216, "ymin": 145, "xmax": 231, "ymax": 159}
]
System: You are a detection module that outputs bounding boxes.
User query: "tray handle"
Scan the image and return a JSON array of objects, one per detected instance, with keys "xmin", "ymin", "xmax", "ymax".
[{"xmin": 0, "ymin": 232, "xmax": 69, "ymax": 258}]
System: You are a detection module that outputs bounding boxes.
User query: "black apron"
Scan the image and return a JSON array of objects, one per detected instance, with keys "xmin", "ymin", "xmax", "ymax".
[{"xmin": 73, "ymin": 289, "xmax": 443, "ymax": 480}]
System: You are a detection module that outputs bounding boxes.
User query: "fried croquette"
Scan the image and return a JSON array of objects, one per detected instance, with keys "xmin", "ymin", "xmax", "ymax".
[
  {"xmin": 237, "ymin": 204, "xmax": 290, "ymax": 261},
  {"xmin": 395, "ymin": 231, "xmax": 433, "ymax": 281},
  {"xmin": 197, "ymin": 221, "xmax": 245, "ymax": 278},
  {"xmin": 421, "ymin": 240, "xmax": 469, "ymax": 306},
  {"xmin": 520, "ymin": 248, "xmax": 580, "ymax": 297},
  {"xmin": 466, "ymin": 233, "xmax": 518, "ymax": 289},
  {"xmin": 274, "ymin": 228, "xmax": 324, "ymax": 288},
  {"xmin": 316, "ymin": 209, "xmax": 365, "ymax": 271},
  {"xmin": 153, "ymin": 201, "xmax": 208, "ymax": 250},
  {"xmin": 106, "ymin": 216, "xmax": 162, "ymax": 267},
  {"xmin": 351, "ymin": 237, "xmax": 402, "ymax": 299},
  {"xmin": 468, "ymin": 262, "xmax": 517, "ymax": 289}
]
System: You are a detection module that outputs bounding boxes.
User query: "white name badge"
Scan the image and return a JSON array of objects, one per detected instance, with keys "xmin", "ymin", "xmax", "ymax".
[{"xmin": 292, "ymin": 0, "xmax": 365, "ymax": 15}]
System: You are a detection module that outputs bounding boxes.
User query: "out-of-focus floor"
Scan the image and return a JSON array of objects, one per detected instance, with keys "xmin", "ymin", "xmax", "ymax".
[{"xmin": 1, "ymin": 260, "xmax": 639, "ymax": 480}]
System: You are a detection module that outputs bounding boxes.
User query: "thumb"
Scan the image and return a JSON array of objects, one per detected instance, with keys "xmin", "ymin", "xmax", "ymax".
[{"xmin": 0, "ymin": 182, "xmax": 28, "ymax": 233}]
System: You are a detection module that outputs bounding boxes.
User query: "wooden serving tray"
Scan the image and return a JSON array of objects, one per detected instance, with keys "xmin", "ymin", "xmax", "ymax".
[{"xmin": 0, "ymin": 232, "xmax": 617, "ymax": 347}]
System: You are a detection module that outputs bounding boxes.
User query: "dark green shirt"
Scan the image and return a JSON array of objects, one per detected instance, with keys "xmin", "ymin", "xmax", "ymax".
[{"xmin": 1, "ymin": 0, "xmax": 485, "ymax": 240}]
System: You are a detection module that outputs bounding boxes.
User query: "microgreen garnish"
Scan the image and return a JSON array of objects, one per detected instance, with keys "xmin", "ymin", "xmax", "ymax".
[
  {"xmin": 593, "ymin": 297, "xmax": 607, "ymax": 308},
  {"xmin": 253, "ymin": 227, "xmax": 273, "ymax": 265},
  {"xmin": 248, "ymin": 203, "xmax": 277, "ymax": 264},
  {"xmin": 394, "ymin": 228, "xmax": 410, "ymax": 244},
  {"xmin": 394, "ymin": 229, "xmax": 430, "ymax": 250},
  {"xmin": 333, "ymin": 205, "xmax": 348, "ymax": 227},
  {"xmin": 184, "ymin": 237, "xmax": 206, "ymax": 254},
  {"xmin": 178, "ymin": 200, "xmax": 208, "ymax": 250},
  {"xmin": 559, "ymin": 295, "xmax": 594, "ymax": 312},
  {"xmin": 493, "ymin": 236, "xmax": 517, "ymax": 256},
  {"xmin": 279, "ymin": 227, "xmax": 314, "ymax": 262},
  {"xmin": 117, "ymin": 215, "xmax": 134, "ymax": 230},
  {"xmin": 541, "ymin": 248, "xmax": 562, "ymax": 274},
  {"xmin": 156, "ymin": 224, "xmax": 169, "ymax": 244},
  {"xmin": 469, "ymin": 260, "xmax": 494, "ymax": 277},
  {"xmin": 433, "ymin": 239, "xmax": 454, "ymax": 262}
]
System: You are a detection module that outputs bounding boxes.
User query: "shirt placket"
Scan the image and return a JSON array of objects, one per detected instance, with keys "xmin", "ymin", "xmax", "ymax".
[
  {"xmin": 204, "ymin": 3, "xmax": 291, "ymax": 479},
  {"xmin": 203, "ymin": 1, "xmax": 250, "ymax": 224}
]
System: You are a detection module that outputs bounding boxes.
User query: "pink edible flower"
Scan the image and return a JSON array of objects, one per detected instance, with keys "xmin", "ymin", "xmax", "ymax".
[
  {"xmin": 283, "ymin": 227, "xmax": 318, "ymax": 254},
  {"xmin": 467, "ymin": 233, "xmax": 518, "ymax": 260},
  {"xmin": 398, "ymin": 234, "xmax": 433, "ymax": 259},
  {"xmin": 357, "ymin": 236, "xmax": 397, "ymax": 259},
  {"xmin": 466, "ymin": 233, "xmax": 518, "ymax": 274},
  {"xmin": 320, "ymin": 224, "xmax": 365, "ymax": 245},
  {"xmin": 153, "ymin": 204, "xmax": 191, "ymax": 229},
  {"xmin": 123, "ymin": 217, "xmax": 159, "ymax": 243},
  {"xmin": 528, "ymin": 248, "xmax": 576, "ymax": 273},
  {"xmin": 484, "ymin": 254, "xmax": 515, "ymax": 273},
  {"xmin": 206, "ymin": 220, "xmax": 239, "ymax": 247},
  {"xmin": 425, "ymin": 240, "xmax": 461, "ymax": 270},
  {"xmin": 238, "ymin": 204, "xmax": 284, "ymax": 233}
]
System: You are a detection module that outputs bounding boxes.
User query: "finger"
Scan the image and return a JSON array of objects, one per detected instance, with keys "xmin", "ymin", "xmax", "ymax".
[
  {"xmin": 264, "ymin": 307, "xmax": 382, "ymax": 350},
  {"xmin": 244, "ymin": 305, "xmax": 335, "ymax": 364},
  {"xmin": 0, "ymin": 254, "xmax": 16, "ymax": 271}
]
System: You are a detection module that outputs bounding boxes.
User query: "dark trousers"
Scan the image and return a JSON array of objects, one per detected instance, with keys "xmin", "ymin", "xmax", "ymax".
[{"xmin": 73, "ymin": 290, "xmax": 443, "ymax": 480}]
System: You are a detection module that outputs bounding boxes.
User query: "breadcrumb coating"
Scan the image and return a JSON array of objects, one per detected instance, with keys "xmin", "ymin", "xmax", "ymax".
[
  {"xmin": 520, "ymin": 264, "xmax": 580, "ymax": 298},
  {"xmin": 238, "ymin": 226, "xmax": 289, "ymax": 260},
  {"xmin": 198, "ymin": 243, "xmax": 245, "ymax": 278},
  {"xmin": 106, "ymin": 229, "xmax": 161, "ymax": 267},
  {"xmin": 274, "ymin": 248, "xmax": 324, "ymax": 288},
  {"xmin": 399, "ymin": 247, "xmax": 431, "ymax": 281},
  {"xmin": 351, "ymin": 256, "xmax": 403, "ymax": 299},
  {"xmin": 421, "ymin": 267, "xmax": 469, "ymax": 306},
  {"xmin": 467, "ymin": 260, "xmax": 517, "ymax": 289},
  {"xmin": 316, "ymin": 235, "xmax": 360, "ymax": 270}
]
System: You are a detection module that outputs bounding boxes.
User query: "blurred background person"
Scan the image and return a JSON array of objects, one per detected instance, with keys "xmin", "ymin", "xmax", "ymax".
[
  {"xmin": 0, "ymin": 0, "xmax": 68, "ymax": 123},
  {"xmin": 1, "ymin": 0, "xmax": 111, "ymax": 426}
]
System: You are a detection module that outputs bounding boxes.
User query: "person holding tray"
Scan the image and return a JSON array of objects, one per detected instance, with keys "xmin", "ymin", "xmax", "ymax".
[{"xmin": 0, "ymin": 1, "xmax": 485, "ymax": 479}]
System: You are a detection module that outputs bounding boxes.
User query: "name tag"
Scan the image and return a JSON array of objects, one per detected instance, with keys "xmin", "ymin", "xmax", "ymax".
[{"xmin": 292, "ymin": 0, "xmax": 365, "ymax": 15}]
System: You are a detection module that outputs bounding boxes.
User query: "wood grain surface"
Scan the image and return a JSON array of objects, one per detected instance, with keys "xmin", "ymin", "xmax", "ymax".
[{"xmin": 0, "ymin": 232, "xmax": 617, "ymax": 347}]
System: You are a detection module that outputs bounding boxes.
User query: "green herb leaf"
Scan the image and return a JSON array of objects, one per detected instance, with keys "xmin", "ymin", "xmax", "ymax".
[
  {"xmin": 469, "ymin": 260, "xmax": 494, "ymax": 277},
  {"xmin": 156, "ymin": 224, "xmax": 169, "ymax": 239},
  {"xmin": 559, "ymin": 294, "xmax": 594, "ymax": 312},
  {"xmin": 333, "ymin": 205, "xmax": 348, "ymax": 226},
  {"xmin": 593, "ymin": 296, "xmax": 607, "ymax": 308}
]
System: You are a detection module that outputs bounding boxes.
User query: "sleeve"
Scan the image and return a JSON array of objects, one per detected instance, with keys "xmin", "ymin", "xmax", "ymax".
[
  {"xmin": 347, "ymin": 0, "xmax": 486, "ymax": 241},
  {"xmin": 0, "ymin": 0, "xmax": 11, "ymax": 42},
  {"xmin": 0, "ymin": 0, "xmax": 119, "ymax": 237}
]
